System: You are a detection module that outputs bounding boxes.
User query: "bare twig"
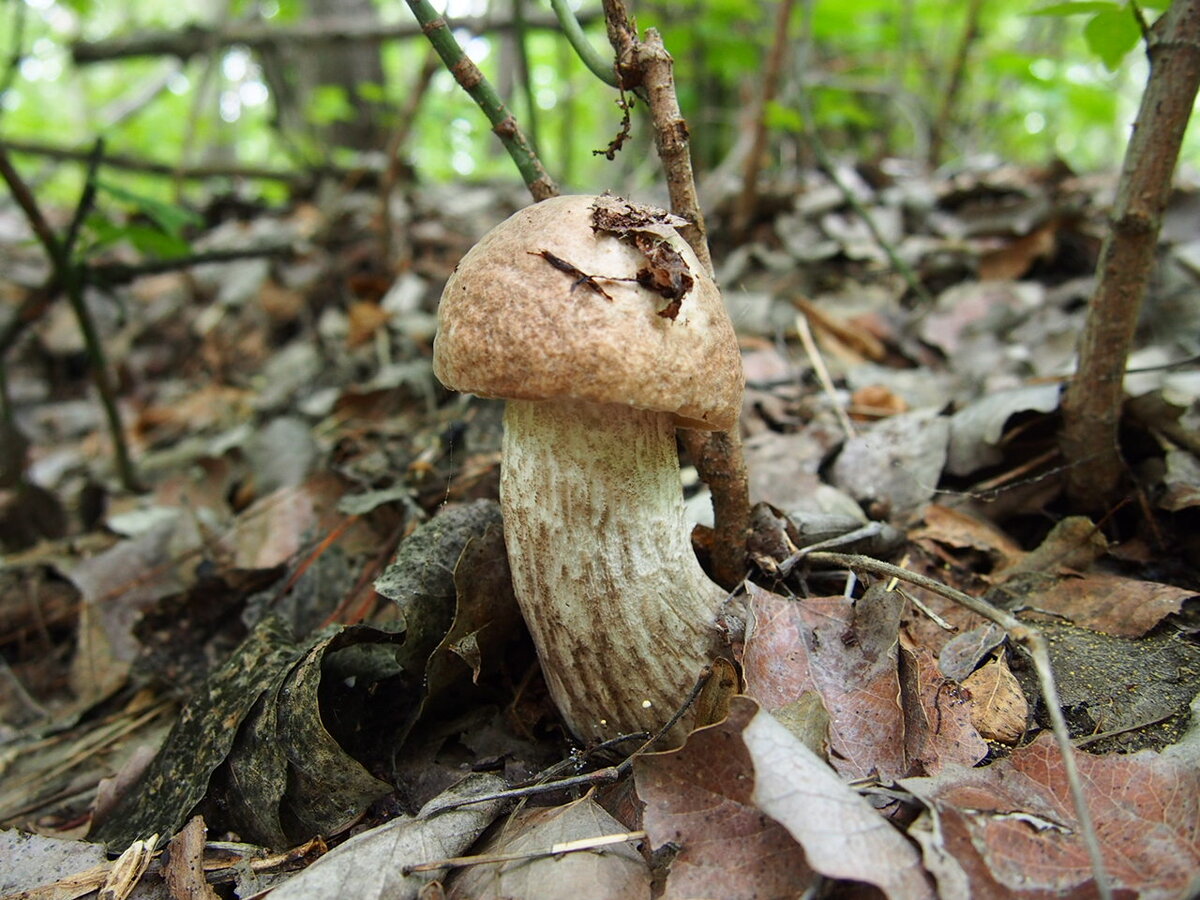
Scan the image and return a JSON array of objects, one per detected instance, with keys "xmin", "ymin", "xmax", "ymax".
[
  {"xmin": 803, "ymin": 551, "xmax": 1112, "ymax": 900},
  {"xmin": 731, "ymin": 0, "xmax": 796, "ymax": 240},
  {"xmin": 380, "ymin": 47, "xmax": 440, "ymax": 262},
  {"xmin": 1060, "ymin": 0, "xmax": 1200, "ymax": 512},
  {"xmin": 404, "ymin": 830, "xmax": 647, "ymax": 874},
  {"xmin": 0, "ymin": 142, "xmax": 142, "ymax": 491},
  {"xmin": 70, "ymin": 11, "xmax": 600, "ymax": 65},
  {"xmin": 927, "ymin": 0, "xmax": 986, "ymax": 167},
  {"xmin": 405, "ymin": 0, "xmax": 557, "ymax": 201},
  {"xmin": 792, "ymin": 0, "xmax": 934, "ymax": 308},
  {"xmin": 0, "ymin": 137, "xmax": 333, "ymax": 185},
  {"xmin": 794, "ymin": 312, "xmax": 855, "ymax": 440}
]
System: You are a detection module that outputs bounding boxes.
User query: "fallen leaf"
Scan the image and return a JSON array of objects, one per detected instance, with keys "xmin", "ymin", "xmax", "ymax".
[
  {"xmin": 446, "ymin": 796, "xmax": 650, "ymax": 899},
  {"xmin": 978, "ymin": 221, "xmax": 1058, "ymax": 281},
  {"xmin": 945, "ymin": 384, "xmax": 1060, "ymax": 477},
  {"xmin": 937, "ymin": 623, "xmax": 1008, "ymax": 682},
  {"xmin": 903, "ymin": 698, "xmax": 1200, "ymax": 899},
  {"xmin": 267, "ymin": 774, "xmax": 506, "ymax": 900},
  {"xmin": 830, "ymin": 407, "xmax": 950, "ymax": 519},
  {"xmin": 635, "ymin": 696, "xmax": 934, "ymax": 899},
  {"xmin": 635, "ymin": 699, "xmax": 816, "ymax": 899},
  {"xmin": 961, "ymin": 652, "xmax": 1028, "ymax": 744},
  {"xmin": 899, "ymin": 637, "xmax": 989, "ymax": 774},
  {"xmin": 1007, "ymin": 572, "xmax": 1194, "ymax": 637},
  {"xmin": 742, "ymin": 583, "xmax": 909, "ymax": 779},
  {"xmin": 163, "ymin": 816, "xmax": 219, "ymax": 900},
  {"xmin": 0, "ymin": 829, "xmax": 108, "ymax": 897},
  {"xmin": 912, "ymin": 503, "xmax": 1024, "ymax": 568}
]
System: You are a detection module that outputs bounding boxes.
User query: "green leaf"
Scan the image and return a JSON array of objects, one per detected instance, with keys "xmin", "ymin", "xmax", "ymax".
[
  {"xmin": 309, "ymin": 85, "xmax": 354, "ymax": 126},
  {"xmin": 1084, "ymin": 5, "xmax": 1142, "ymax": 69},
  {"xmin": 95, "ymin": 179, "xmax": 202, "ymax": 239},
  {"xmin": 1030, "ymin": 2, "xmax": 1120, "ymax": 16},
  {"xmin": 764, "ymin": 100, "xmax": 805, "ymax": 133}
]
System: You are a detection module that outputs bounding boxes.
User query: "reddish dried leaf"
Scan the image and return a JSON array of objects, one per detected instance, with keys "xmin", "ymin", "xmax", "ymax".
[
  {"xmin": 742, "ymin": 583, "xmax": 908, "ymax": 779},
  {"xmin": 635, "ymin": 697, "xmax": 934, "ymax": 900},
  {"xmin": 899, "ymin": 637, "xmax": 989, "ymax": 775},
  {"xmin": 635, "ymin": 700, "xmax": 816, "ymax": 899},
  {"xmin": 902, "ymin": 719, "xmax": 1200, "ymax": 898},
  {"xmin": 1011, "ymin": 573, "xmax": 1193, "ymax": 638},
  {"xmin": 978, "ymin": 221, "xmax": 1058, "ymax": 281}
]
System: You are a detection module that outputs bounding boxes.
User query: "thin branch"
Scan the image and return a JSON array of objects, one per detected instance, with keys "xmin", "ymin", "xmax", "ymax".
[
  {"xmin": 0, "ymin": 142, "xmax": 142, "ymax": 491},
  {"xmin": 70, "ymin": 11, "xmax": 600, "ymax": 65},
  {"xmin": 731, "ymin": 0, "xmax": 796, "ymax": 240},
  {"xmin": 405, "ymin": 0, "xmax": 557, "ymax": 201},
  {"xmin": 802, "ymin": 551, "xmax": 1112, "ymax": 900},
  {"xmin": 0, "ymin": 138, "xmax": 333, "ymax": 185},
  {"xmin": 404, "ymin": 830, "xmax": 647, "ymax": 874},
  {"xmin": 927, "ymin": 0, "xmax": 986, "ymax": 167},
  {"xmin": 512, "ymin": 0, "xmax": 541, "ymax": 155},
  {"xmin": 0, "ymin": 144, "xmax": 65, "ymax": 264},
  {"xmin": 380, "ymin": 47, "xmax": 440, "ymax": 263},
  {"xmin": 1060, "ymin": 0, "xmax": 1200, "ymax": 511},
  {"xmin": 792, "ymin": 0, "xmax": 934, "ymax": 307},
  {"xmin": 551, "ymin": 0, "xmax": 619, "ymax": 87}
]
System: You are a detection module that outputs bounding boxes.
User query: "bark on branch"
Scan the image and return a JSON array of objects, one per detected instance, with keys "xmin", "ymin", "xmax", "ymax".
[
  {"xmin": 1059, "ymin": 0, "xmax": 1200, "ymax": 513},
  {"xmin": 71, "ymin": 11, "xmax": 599, "ymax": 65}
]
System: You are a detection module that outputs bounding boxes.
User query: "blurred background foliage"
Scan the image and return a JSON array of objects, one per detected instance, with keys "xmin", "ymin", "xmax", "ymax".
[{"xmin": 0, "ymin": 0, "xmax": 1192, "ymax": 208}]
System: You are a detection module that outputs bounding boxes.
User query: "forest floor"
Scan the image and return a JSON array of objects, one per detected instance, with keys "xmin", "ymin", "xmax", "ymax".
[{"xmin": 1, "ymin": 159, "xmax": 1199, "ymax": 898}]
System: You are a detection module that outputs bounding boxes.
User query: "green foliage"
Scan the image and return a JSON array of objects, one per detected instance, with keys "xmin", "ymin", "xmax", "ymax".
[
  {"xmin": 83, "ymin": 179, "xmax": 201, "ymax": 259},
  {"xmin": 0, "ymin": 0, "xmax": 1193, "ymax": 205},
  {"xmin": 1032, "ymin": 1, "xmax": 1145, "ymax": 70},
  {"xmin": 307, "ymin": 84, "xmax": 354, "ymax": 127}
]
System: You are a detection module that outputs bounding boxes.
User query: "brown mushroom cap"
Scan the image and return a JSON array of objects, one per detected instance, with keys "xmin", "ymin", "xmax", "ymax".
[{"xmin": 433, "ymin": 195, "xmax": 743, "ymax": 431}]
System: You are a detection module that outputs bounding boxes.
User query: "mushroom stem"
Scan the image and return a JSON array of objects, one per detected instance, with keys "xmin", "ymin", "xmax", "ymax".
[{"xmin": 500, "ymin": 397, "xmax": 726, "ymax": 744}]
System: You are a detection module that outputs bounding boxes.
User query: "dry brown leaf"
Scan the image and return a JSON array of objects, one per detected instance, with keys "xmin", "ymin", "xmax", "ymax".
[
  {"xmin": 899, "ymin": 637, "xmax": 989, "ymax": 774},
  {"xmin": 635, "ymin": 704, "xmax": 816, "ymax": 899},
  {"xmin": 1009, "ymin": 573, "xmax": 1194, "ymax": 637},
  {"xmin": 635, "ymin": 696, "xmax": 934, "ymax": 899},
  {"xmin": 961, "ymin": 652, "xmax": 1028, "ymax": 744},
  {"xmin": 163, "ymin": 816, "xmax": 219, "ymax": 900},
  {"xmin": 903, "ymin": 705, "xmax": 1200, "ymax": 899},
  {"xmin": 742, "ymin": 583, "xmax": 908, "ymax": 779},
  {"xmin": 912, "ymin": 503, "xmax": 1024, "ymax": 567},
  {"xmin": 978, "ymin": 220, "xmax": 1058, "ymax": 281}
]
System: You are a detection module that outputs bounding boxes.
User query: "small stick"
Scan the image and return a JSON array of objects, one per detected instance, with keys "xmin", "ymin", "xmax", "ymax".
[
  {"xmin": 795, "ymin": 312, "xmax": 855, "ymax": 440},
  {"xmin": 0, "ymin": 141, "xmax": 142, "ymax": 491},
  {"xmin": 803, "ymin": 550, "xmax": 1112, "ymax": 900},
  {"xmin": 404, "ymin": 830, "xmax": 647, "ymax": 874},
  {"xmin": 405, "ymin": 0, "xmax": 557, "ymax": 202}
]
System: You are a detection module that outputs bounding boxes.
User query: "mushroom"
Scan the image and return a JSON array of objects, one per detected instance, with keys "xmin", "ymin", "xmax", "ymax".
[{"xmin": 433, "ymin": 195, "xmax": 743, "ymax": 743}]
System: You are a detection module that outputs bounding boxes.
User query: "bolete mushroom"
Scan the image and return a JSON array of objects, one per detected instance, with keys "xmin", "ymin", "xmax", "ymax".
[{"xmin": 433, "ymin": 195, "xmax": 743, "ymax": 743}]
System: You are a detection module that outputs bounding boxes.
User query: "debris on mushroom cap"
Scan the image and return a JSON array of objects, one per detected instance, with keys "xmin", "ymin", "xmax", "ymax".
[{"xmin": 433, "ymin": 195, "xmax": 744, "ymax": 431}]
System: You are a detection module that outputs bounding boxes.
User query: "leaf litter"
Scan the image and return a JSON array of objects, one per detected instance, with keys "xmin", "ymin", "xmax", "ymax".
[{"xmin": 1, "ymin": 162, "xmax": 1199, "ymax": 898}]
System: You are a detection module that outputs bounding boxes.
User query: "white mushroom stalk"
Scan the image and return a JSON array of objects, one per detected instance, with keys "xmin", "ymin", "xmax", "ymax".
[
  {"xmin": 502, "ymin": 398, "xmax": 726, "ymax": 741},
  {"xmin": 433, "ymin": 195, "xmax": 744, "ymax": 744}
]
